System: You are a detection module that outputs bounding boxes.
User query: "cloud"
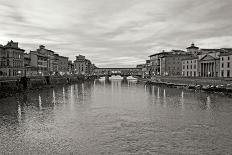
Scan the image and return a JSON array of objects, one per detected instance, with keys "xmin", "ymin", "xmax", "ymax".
[{"xmin": 0, "ymin": 0, "xmax": 232, "ymax": 67}]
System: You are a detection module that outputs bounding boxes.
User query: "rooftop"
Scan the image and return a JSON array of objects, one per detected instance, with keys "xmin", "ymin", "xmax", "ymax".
[
  {"xmin": 182, "ymin": 56, "xmax": 198, "ymax": 61},
  {"xmin": 186, "ymin": 43, "xmax": 199, "ymax": 49},
  {"xmin": 149, "ymin": 51, "xmax": 171, "ymax": 57},
  {"xmin": 219, "ymin": 51, "xmax": 232, "ymax": 56}
]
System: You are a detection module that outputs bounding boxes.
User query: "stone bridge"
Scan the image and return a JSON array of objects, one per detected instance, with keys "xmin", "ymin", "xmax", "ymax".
[{"xmin": 94, "ymin": 68, "xmax": 142, "ymax": 79}]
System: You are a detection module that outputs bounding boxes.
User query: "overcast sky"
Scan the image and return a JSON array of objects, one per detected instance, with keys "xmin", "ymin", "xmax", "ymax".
[{"xmin": 0, "ymin": 0, "xmax": 232, "ymax": 67}]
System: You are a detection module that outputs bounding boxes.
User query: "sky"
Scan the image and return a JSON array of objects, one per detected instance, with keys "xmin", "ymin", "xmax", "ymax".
[{"xmin": 0, "ymin": 0, "xmax": 232, "ymax": 67}]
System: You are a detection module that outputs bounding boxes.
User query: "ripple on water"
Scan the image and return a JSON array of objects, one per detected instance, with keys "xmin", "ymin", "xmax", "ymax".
[{"xmin": 1, "ymin": 81, "xmax": 232, "ymax": 154}]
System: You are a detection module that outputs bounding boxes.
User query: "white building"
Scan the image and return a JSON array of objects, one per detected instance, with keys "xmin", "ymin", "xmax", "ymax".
[
  {"xmin": 219, "ymin": 49, "xmax": 232, "ymax": 77},
  {"xmin": 182, "ymin": 56, "xmax": 198, "ymax": 77}
]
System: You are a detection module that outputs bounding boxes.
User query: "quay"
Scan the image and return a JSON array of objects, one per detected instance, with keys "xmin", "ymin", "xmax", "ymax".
[
  {"xmin": 144, "ymin": 76, "xmax": 232, "ymax": 96},
  {"xmin": 0, "ymin": 75, "xmax": 97, "ymax": 99}
]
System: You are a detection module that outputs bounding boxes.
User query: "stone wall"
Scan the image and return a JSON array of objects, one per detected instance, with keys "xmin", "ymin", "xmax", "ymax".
[
  {"xmin": 0, "ymin": 75, "xmax": 94, "ymax": 98},
  {"xmin": 152, "ymin": 76, "xmax": 232, "ymax": 86}
]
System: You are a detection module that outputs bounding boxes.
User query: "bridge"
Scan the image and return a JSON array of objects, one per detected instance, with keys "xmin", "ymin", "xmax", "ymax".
[{"xmin": 94, "ymin": 68, "xmax": 142, "ymax": 80}]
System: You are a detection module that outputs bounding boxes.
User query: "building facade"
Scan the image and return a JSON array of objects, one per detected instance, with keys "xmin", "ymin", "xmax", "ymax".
[
  {"xmin": 182, "ymin": 56, "xmax": 198, "ymax": 77},
  {"xmin": 186, "ymin": 43, "xmax": 199, "ymax": 55},
  {"xmin": 29, "ymin": 50, "xmax": 49, "ymax": 76},
  {"xmin": 197, "ymin": 49, "xmax": 222, "ymax": 77},
  {"xmin": 55, "ymin": 54, "xmax": 68, "ymax": 75},
  {"xmin": 149, "ymin": 51, "xmax": 170, "ymax": 76},
  {"xmin": 73, "ymin": 55, "xmax": 93, "ymax": 75},
  {"xmin": 68, "ymin": 61, "xmax": 74, "ymax": 74},
  {"xmin": 0, "ymin": 41, "xmax": 25, "ymax": 77},
  {"xmin": 29, "ymin": 45, "xmax": 69, "ymax": 76},
  {"xmin": 219, "ymin": 49, "xmax": 232, "ymax": 77},
  {"xmin": 0, "ymin": 45, "xmax": 6, "ymax": 76},
  {"xmin": 160, "ymin": 51, "xmax": 191, "ymax": 76}
]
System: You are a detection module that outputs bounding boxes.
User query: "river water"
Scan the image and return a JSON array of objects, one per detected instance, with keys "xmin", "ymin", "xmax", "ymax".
[{"xmin": 0, "ymin": 78, "xmax": 232, "ymax": 154}]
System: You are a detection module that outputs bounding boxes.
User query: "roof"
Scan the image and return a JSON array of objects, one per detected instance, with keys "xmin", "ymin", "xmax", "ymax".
[
  {"xmin": 221, "ymin": 48, "xmax": 232, "ymax": 51},
  {"xmin": 182, "ymin": 56, "xmax": 198, "ymax": 61},
  {"xmin": 160, "ymin": 53, "xmax": 191, "ymax": 58},
  {"xmin": 57, "ymin": 55, "xmax": 69, "ymax": 59},
  {"xmin": 219, "ymin": 51, "xmax": 232, "ymax": 56},
  {"xmin": 4, "ymin": 46, "xmax": 25, "ymax": 51},
  {"xmin": 197, "ymin": 49, "xmax": 222, "ymax": 55},
  {"xmin": 199, "ymin": 54, "xmax": 219, "ymax": 61},
  {"xmin": 171, "ymin": 50, "xmax": 186, "ymax": 53},
  {"xmin": 149, "ymin": 51, "xmax": 170, "ymax": 57},
  {"xmin": 186, "ymin": 43, "xmax": 199, "ymax": 49},
  {"xmin": 200, "ymin": 49, "xmax": 221, "ymax": 51}
]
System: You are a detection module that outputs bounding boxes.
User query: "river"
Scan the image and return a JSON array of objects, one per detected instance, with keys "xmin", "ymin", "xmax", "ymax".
[{"xmin": 1, "ymin": 78, "xmax": 232, "ymax": 154}]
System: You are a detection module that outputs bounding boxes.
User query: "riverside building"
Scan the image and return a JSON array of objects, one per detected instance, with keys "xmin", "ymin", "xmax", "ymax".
[
  {"xmin": 159, "ymin": 50, "xmax": 191, "ymax": 76},
  {"xmin": 219, "ymin": 49, "xmax": 232, "ymax": 77},
  {"xmin": 182, "ymin": 56, "xmax": 199, "ymax": 77},
  {"xmin": 74, "ymin": 55, "xmax": 93, "ymax": 75},
  {"xmin": 0, "ymin": 41, "xmax": 25, "ymax": 77},
  {"xmin": 197, "ymin": 49, "xmax": 221, "ymax": 77}
]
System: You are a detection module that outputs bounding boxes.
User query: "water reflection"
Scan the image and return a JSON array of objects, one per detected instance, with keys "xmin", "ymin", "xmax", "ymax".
[{"xmin": 0, "ymin": 79, "xmax": 232, "ymax": 154}]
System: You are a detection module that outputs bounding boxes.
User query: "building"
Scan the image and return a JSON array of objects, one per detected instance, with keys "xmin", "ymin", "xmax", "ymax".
[
  {"xmin": 74, "ymin": 55, "xmax": 86, "ymax": 74},
  {"xmin": 73, "ymin": 54, "xmax": 93, "ymax": 75},
  {"xmin": 160, "ymin": 51, "xmax": 191, "ymax": 76},
  {"xmin": 35, "ymin": 45, "xmax": 56, "ymax": 74},
  {"xmin": 136, "ymin": 60, "xmax": 151, "ymax": 78},
  {"xmin": 149, "ymin": 51, "xmax": 170, "ymax": 76},
  {"xmin": 182, "ymin": 56, "xmax": 199, "ymax": 77},
  {"xmin": 29, "ymin": 50, "xmax": 49, "ymax": 76},
  {"xmin": 55, "ymin": 54, "xmax": 68, "ymax": 75},
  {"xmin": 53, "ymin": 53, "xmax": 59, "ymax": 73},
  {"xmin": 68, "ymin": 60, "xmax": 74, "ymax": 74},
  {"xmin": 219, "ymin": 49, "xmax": 232, "ymax": 77},
  {"xmin": 29, "ymin": 45, "xmax": 69, "ymax": 76},
  {"xmin": 0, "ymin": 44, "xmax": 6, "ymax": 76},
  {"xmin": 90, "ymin": 63, "xmax": 96, "ymax": 75},
  {"xmin": 186, "ymin": 43, "xmax": 199, "ymax": 55},
  {"xmin": 197, "ymin": 49, "xmax": 222, "ymax": 77},
  {"xmin": 85, "ymin": 59, "xmax": 92, "ymax": 75},
  {"xmin": 0, "ymin": 41, "xmax": 25, "ymax": 77}
]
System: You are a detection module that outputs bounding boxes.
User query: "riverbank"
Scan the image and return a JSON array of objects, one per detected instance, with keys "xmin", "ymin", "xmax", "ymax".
[
  {"xmin": 0, "ymin": 75, "xmax": 97, "ymax": 99},
  {"xmin": 143, "ymin": 76, "xmax": 232, "ymax": 96}
]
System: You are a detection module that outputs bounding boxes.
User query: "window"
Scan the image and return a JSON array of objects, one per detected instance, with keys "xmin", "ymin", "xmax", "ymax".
[
  {"xmin": 191, "ymin": 65, "xmax": 192, "ymax": 69},
  {"xmin": 194, "ymin": 64, "xmax": 196, "ymax": 69},
  {"xmin": 222, "ymin": 57, "xmax": 224, "ymax": 61},
  {"xmin": 187, "ymin": 65, "xmax": 188, "ymax": 69},
  {"xmin": 228, "ymin": 62, "xmax": 230, "ymax": 68},
  {"xmin": 227, "ymin": 70, "xmax": 230, "ymax": 77},
  {"xmin": 194, "ymin": 71, "xmax": 196, "ymax": 77},
  {"xmin": 187, "ymin": 61, "xmax": 189, "ymax": 64},
  {"xmin": 228, "ymin": 56, "xmax": 230, "ymax": 60},
  {"xmin": 222, "ymin": 63, "xmax": 224, "ymax": 68},
  {"xmin": 221, "ymin": 70, "xmax": 224, "ymax": 77},
  {"xmin": 183, "ymin": 65, "xmax": 185, "ymax": 69}
]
